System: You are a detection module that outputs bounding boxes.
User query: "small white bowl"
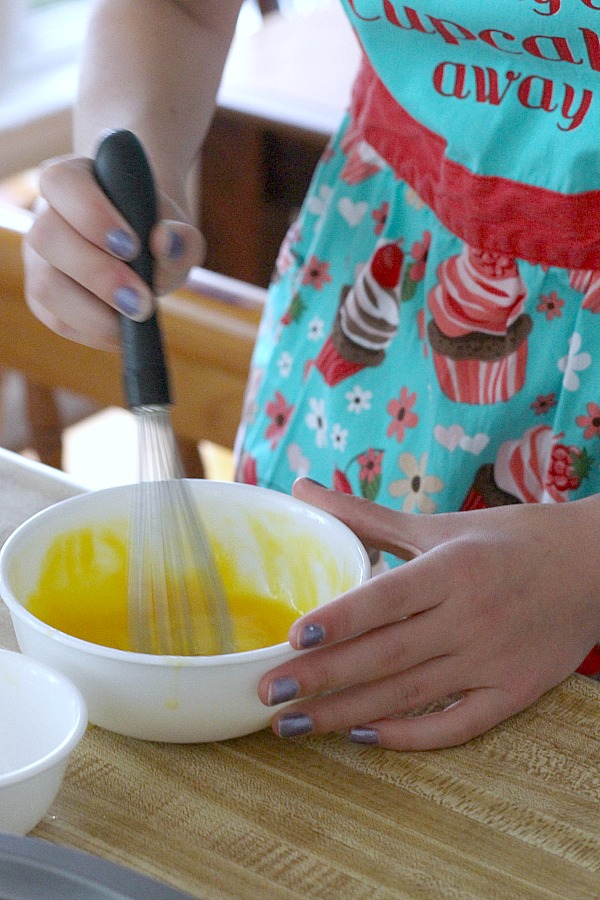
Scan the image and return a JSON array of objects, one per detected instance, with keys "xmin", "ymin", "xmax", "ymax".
[
  {"xmin": 0, "ymin": 649, "xmax": 87, "ymax": 834},
  {"xmin": 0, "ymin": 481, "xmax": 369, "ymax": 743}
]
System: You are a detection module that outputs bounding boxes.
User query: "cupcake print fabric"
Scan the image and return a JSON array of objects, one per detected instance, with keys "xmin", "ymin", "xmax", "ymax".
[{"xmin": 235, "ymin": 1, "xmax": 600, "ymax": 676}]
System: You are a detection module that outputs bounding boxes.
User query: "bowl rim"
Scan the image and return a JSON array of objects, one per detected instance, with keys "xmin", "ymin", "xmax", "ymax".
[
  {"xmin": 0, "ymin": 649, "xmax": 88, "ymax": 787},
  {"xmin": 0, "ymin": 480, "xmax": 371, "ymax": 667}
]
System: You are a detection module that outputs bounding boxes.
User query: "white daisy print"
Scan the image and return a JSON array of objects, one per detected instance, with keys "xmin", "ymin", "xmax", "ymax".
[
  {"xmin": 307, "ymin": 316, "xmax": 325, "ymax": 342},
  {"xmin": 388, "ymin": 452, "xmax": 444, "ymax": 513},
  {"xmin": 345, "ymin": 385, "xmax": 373, "ymax": 415},
  {"xmin": 331, "ymin": 423, "xmax": 348, "ymax": 452},
  {"xmin": 277, "ymin": 350, "xmax": 293, "ymax": 378},
  {"xmin": 558, "ymin": 332, "xmax": 591, "ymax": 392},
  {"xmin": 305, "ymin": 397, "xmax": 328, "ymax": 448}
]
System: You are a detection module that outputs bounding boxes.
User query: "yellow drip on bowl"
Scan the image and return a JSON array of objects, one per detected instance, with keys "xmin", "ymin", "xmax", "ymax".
[{"xmin": 25, "ymin": 523, "xmax": 319, "ymax": 655}]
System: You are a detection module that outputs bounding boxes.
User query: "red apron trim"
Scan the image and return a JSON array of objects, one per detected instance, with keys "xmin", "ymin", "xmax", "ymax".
[{"xmin": 350, "ymin": 55, "xmax": 600, "ymax": 270}]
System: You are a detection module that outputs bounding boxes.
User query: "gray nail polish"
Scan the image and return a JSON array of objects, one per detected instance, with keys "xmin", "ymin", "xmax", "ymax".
[
  {"xmin": 167, "ymin": 230, "xmax": 185, "ymax": 261},
  {"xmin": 114, "ymin": 286, "xmax": 142, "ymax": 317},
  {"xmin": 277, "ymin": 713, "xmax": 313, "ymax": 738},
  {"xmin": 298, "ymin": 622, "xmax": 325, "ymax": 649},
  {"xmin": 106, "ymin": 228, "xmax": 136, "ymax": 260},
  {"xmin": 349, "ymin": 727, "xmax": 380, "ymax": 746},
  {"xmin": 268, "ymin": 677, "xmax": 300, "ymax": 706}
]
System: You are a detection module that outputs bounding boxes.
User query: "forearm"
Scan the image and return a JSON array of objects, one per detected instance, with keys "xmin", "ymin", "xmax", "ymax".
[{"xmin": 74, "ymin": 0, "xmax": 243, "ymax": 211}]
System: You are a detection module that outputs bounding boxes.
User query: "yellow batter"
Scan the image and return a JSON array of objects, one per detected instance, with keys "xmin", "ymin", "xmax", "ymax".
[{"xmin": 26, "ymin": 523, "xmax": 319, "ymax": 655}]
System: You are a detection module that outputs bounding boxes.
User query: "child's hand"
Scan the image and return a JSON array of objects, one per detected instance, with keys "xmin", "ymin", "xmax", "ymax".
[
  {"xmin": 23, "ymin": 155, "xmax": 204, "ymax": 351},
  {"xmin": 259, "ymin": 478, "xmax": 600, "ymax": 750}
]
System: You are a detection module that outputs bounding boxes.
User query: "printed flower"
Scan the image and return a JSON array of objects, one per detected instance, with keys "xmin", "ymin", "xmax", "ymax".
[
  {"xmin": 265, "ymin": 391, "xmax": 294, "ymax": 449},
  {"xmin": 237, "ymin": 452, "xmax": 258, "ymax": 486},
  {"xmin": 307, "ymin": 315, "xmax": 325, "ymax": 342},
  {"xmin": 331, "ymin": 423, "xmax": 348, "ymax": 452},
  {"xmin": 345, "ymin": 385, "xmax": 373, "ymax": 414},
  {"xmin": 287, "ymin": 443, "xmax": 310, "ymax": 477},
  {"xmin": 576, "ymin": 401, "xmax": 600, "ymax": 439},
  {"xmin": 277, "ymin": 351, "xmax": 293, "ymax": 378},
  {"xmin": 558, "ymin": 332, "xmax": 591, "ymax": 392},
  {"xmin": 386, "ymin": 387, "xmax": 418, "ymax": 442},
  {"xmin": 405, "ymin": 186, "xmax": 425, "ymax": 210},
  {"xmin": 305, "ymin": 397, "xmax": 328, "ymax": 448},
  {"xmin": 301, "ymin": 255, "xmax": 332, "ymax": 290},
  {"xmin": 408, "ymin": 231, "xmax": 431, "ymax": 283},
  {"xmin": 531, "ymin": 393, "xmax": 557, "ymax": 415},
  {"xmin": 372, "ymin": 201, "xmax": 389, "ymax": 235},
  {"xmin": 389, "ymin": 452, "xmax": 444, "ymax": 513},
  {"xmin": 537, "ymin": 291, "xmax": 565, "ymax": 321},
  {"xmin": 334, "ymin": 447, "xmax": 385, "ymax": 500}
]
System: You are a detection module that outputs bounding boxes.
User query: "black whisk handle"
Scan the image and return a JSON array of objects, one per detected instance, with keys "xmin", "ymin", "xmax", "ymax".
[{"xmin": 93, "ymin": 129, "xmax": 171, "ymax": 408}]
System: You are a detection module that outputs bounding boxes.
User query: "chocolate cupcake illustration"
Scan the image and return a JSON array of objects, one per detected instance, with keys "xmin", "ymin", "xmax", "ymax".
[
  {"xmin": 315, "ymin": 241, "xmax": 404, "ymax": 386},
  {"xmin": 427, "ymin": 245, "xmax": 532, "ymax": 404},
  {"xmin": 461, "ymin": 425, "xmax": 591, "ymax": 510}
]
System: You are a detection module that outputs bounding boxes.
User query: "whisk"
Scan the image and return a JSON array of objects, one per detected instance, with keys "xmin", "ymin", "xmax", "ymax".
[{"xmin": 93, "ymin": 129, "xmax": 234, "ymax": 656}]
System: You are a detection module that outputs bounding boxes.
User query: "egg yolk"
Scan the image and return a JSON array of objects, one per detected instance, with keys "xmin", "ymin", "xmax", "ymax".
[{"xmin": 26, "ymin": 524, "xmax": 317, "ymax": 655}]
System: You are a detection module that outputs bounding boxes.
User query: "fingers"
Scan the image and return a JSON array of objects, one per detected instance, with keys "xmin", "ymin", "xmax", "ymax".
[
  {"xmin": 267, "ymin": 656, "xmax": 471, "ymax": 744},
  {"xmin": 24, "ymin": 155, "xmax": 205, "ymax": 349},
  {"xmin": 359, "ymin": 688, "xmax": 515, "ymax": 751}
]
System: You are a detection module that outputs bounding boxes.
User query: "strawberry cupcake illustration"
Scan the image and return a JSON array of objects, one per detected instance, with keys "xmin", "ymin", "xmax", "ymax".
[
  {"xmin": 315, "ymin": 241, "xmax": 404, "ymax": 386},
  {"xmin": 461, "ymin": 425, "xmax": 591, "ymax": 510},
  {"xmin": 427, "ymin": 245, "xmax": 532, "ymax": 404}
]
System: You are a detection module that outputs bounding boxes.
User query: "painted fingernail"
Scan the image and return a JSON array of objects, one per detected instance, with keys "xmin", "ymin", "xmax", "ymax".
[
  {"xmin": 114, "ymin": 286, "xmax": 143, "ymax": 317},
  {"xmin": 297, "ymin": 622, "xmax": 325, "ymax": 649},
  {"xmin": 276, "ymin": 713, "xmax": 313, "ymax": 738},
  {"xmin": 349, "ymin": 727, "xmax": 380, "ymax": 746},
  {"xmin": 267, "ymin": 677, "xmax": 300, "ymax": 706},
  {"xmin": 106, "ymin": 228, "xmax": 136, "ymax": 260},
  {"xmin": 166, "ymin": 229, "xmax": 185, "ymax": 261}
]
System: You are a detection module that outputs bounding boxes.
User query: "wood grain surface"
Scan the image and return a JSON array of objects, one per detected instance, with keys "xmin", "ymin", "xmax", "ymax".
[{"xmin": 0, "ymin": 451, "xmax": 598, "ymax": 899}]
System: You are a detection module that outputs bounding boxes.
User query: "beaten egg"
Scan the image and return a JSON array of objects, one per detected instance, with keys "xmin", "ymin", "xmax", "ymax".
[{"xmin": 26, "ymin": 522, "xmax": 320, "ymax": 655}]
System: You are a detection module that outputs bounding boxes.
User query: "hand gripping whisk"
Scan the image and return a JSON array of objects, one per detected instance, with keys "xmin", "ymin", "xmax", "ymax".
[{"xmin": 94, "ymin": 129, "xmax": 234, "ymax": 656}]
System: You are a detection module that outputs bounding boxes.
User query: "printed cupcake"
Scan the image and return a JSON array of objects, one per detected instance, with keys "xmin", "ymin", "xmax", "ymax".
[
  {"xmin": 427, "ymin": 245, "xmax": 532, "ymax": 404},
  {"xmin": 316, "ymin": 241, "xmax": 403, "ymax": 386},
  {"xmin": 461, "ymin": 425, "xmax": 590, "ymax": 510}
]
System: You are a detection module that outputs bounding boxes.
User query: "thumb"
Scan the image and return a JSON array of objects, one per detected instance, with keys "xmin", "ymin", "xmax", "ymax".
[{"xmin": 292, "ymin": 477, "xmax": 428, "ymax": 561}]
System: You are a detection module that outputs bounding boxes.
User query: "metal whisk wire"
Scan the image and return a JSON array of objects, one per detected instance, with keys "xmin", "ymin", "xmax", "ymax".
[{"xmin": 128, "ymin": 407, "xmax": 235, "ymax": 656}]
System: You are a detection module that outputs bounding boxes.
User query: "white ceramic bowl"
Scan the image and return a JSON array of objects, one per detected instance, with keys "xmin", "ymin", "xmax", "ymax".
[
  {"xmin": 0, "ymin": 481, "xmax": 370, "ymax": 743},
  {"xmin": 0, "ymin": 649, "xmax": 87, "ymax": 834}
]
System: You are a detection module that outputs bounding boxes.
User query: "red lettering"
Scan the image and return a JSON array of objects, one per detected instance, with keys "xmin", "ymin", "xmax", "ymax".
[
  {"xmin": 383, "ymin": 2, "xmax": 432, "ymax": 31},
  {"xmin": 522, "ymin": 35, "xmax": 582, "ymax": 64},
  {"xmin": 479, "ymin": 29, "xmax": 521, "ymax": 54},
  {"xmin": 427, "ymin": 17, "xmax": 476, "ymax": 46},
  {"xmin": 559, "ymin": 85, "xmax": 593, "ymax": 131},
  {"xmin": 433, "ymin": 62, "xmax": 471, "ymax": 99},
  {"xmin": 517, "ymin": 75, "xmax": 558, "ymax": 112},
  {"xmin": 345, "ymin": 0, "xmax": 380, "ymax": 21},
  {"xmin": 473, "ymin": 67, "xmax": 521, "ymax": 104},
  {"xmin": 533, "ymin": 0, "xmax": 560, "ymax": 15},
  {"xmin": 580, "ymin": 28, "xmax": 600, "ymax": 72}
]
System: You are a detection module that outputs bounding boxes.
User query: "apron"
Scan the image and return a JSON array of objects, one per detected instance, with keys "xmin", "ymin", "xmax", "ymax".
[{"xmin": 236, "ymin": 0, "xmax": 600, "ymax": 678}]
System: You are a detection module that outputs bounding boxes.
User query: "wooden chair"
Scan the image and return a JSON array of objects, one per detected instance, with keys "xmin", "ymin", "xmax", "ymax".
[{"xmin": 0, "ymin": 204, "xmax": 264, "ymax": 474}]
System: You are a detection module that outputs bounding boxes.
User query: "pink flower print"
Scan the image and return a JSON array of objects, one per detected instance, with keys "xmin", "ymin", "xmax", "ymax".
[
  {"xmin": 569, "ymin": 268, "xmax": 600, "ymax": 312},
  {"xmin": 386, "ymin": 387, "xmax": 418, "ymax": 442},
  {"xmin": 408, "ymin": 231, "xmax": 431, "ymax": 283},
  {"xmin": 372, "ymin": 201, "xmax": 389, "ymax": 235},
  {"xmin": 333, "ymin": 469, "xmax": 353, "ymax": 494},
  {"xmin": 576, "ymin": 401, "xmax": 600, "ymax": 439},
  {"xmin": 265, "ymin": 391, "xmax": 294, "ymax": 448},
  {"xmin": 537, "ymin": 291, "xmax": 565, "ymax": 321},
  {"xmin": 531, "ymin": 393, "xmax": 557, "ymax": 416},
  {"xmin": 357, "ymin": 448, "xmax": 383, "ymax": 484},
  {"xmin": 301, "ymin": 256, "xmax": 332, "ymax": 290},
  {"xmin": 237, "ymin": 452, "xmax": 258, "ymax": 486}
]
